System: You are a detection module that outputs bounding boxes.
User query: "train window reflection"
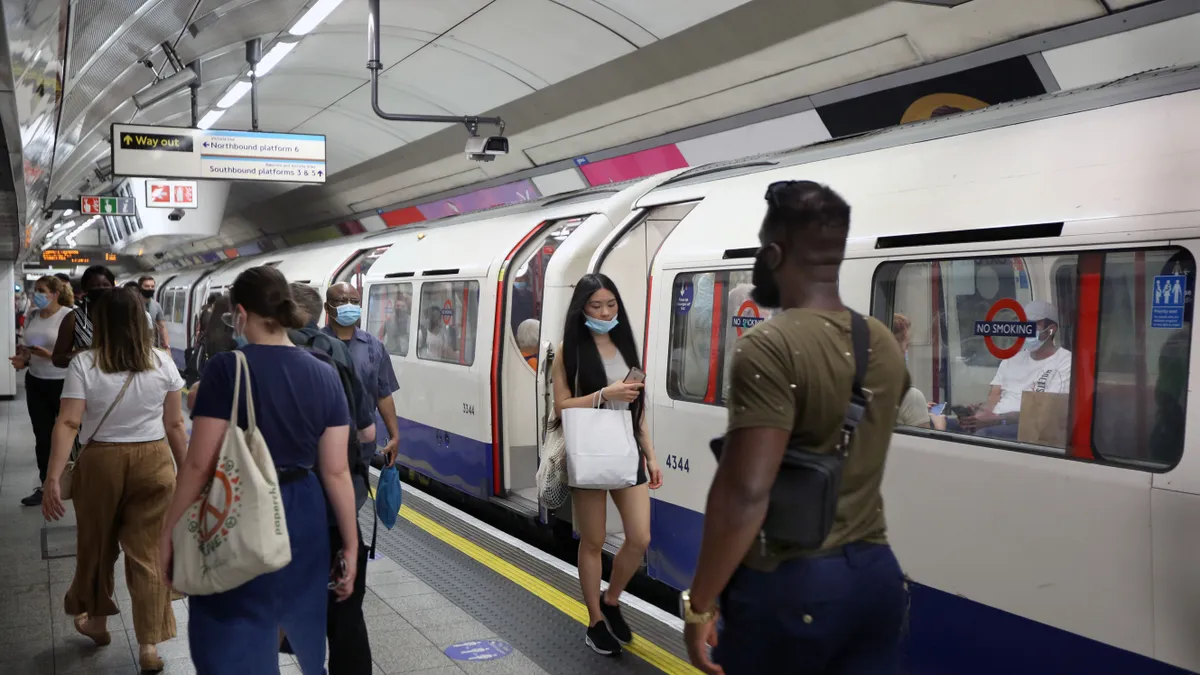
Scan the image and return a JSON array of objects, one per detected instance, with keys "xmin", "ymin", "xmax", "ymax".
[
  {"xmin": 337, "ymin": 246, "xmax": 392, "ymax": 295},
  {"xmin": 418, "ymin": 280, "xmax": 480, "ymax": 367},
  {"xmin": 509, "ymin": 219, "xmax": 584, "ymax": 369},
  {"xmin": 366, "ymin": 282, "xmax": 412, "ymax": 357}
]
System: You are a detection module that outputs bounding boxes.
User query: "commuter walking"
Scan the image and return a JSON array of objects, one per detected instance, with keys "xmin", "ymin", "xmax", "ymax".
[
  {"xmin": 10, "ymin": 275, "xmax": 74, "ymax": 506},
  {"xmin": 158, "ymin": 266, "xmax": 358, "ymax": 674},
  {"xmin": 551, "ymin": 273, "xmax": 663, "ymax": 656},
  {"xmin": 41, "ymin": 287, "xmax": 189, "ymax": 672},
  {"xmin": 138, "ymin": 276, "xmax": 170, "ymax": 350},
  {"xmin": 52, "ymin": 265, "xmax": 116, "ymax": 367},
  {"xmin": 683, "ymin": 181, "xmax": 909, "ymax": 675}
]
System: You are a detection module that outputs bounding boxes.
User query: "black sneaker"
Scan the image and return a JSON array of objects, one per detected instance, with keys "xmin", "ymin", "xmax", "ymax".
[
  {"xmin": 585, "ymin": 621, "xmax": 621, "ymax": 656},
  {"xmin": 20, "ymin": 488, "xmax": 42, "ymax": 507},
  {"xmin": 600, "ymin": 600, "xmax": 632, "ymax": 644}
]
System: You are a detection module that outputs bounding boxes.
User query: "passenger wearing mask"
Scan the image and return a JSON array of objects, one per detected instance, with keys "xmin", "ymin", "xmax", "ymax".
[
  {"xmin": 10, "ymin": 275, "xmax": 75, "ymax": 506},
  {"xmin": 517, "ymin": 318, "xmax": 540, "ymax": 369},
  {"xmin": 960, "ymin": 300, "xmax": 1071, "ymax": 436},
  {"xmin": 323, "ymin": 282, "xmax": 400, "ymax": 469},
  {"xmin": 185, "ymin": 294, "xmax": 235, "ymax": 409},
  {"xmin": 552, "ymin": 273, "xmax": 663, "ymax": 657},
  {"xmin": 139, "ymin": 276, "xmax": 170, "ymax": 350},
  {"xmin": 892, "ymin": 313, "xmax": 946, "ymax": 431},
  {"xmin": 41, "ymin": 287, "xmax": 189, "ymax": 672},
  {"xmin": 159, "ymin": 266, "xmax": 359, "ymax": 674},
  {"xmin": 284, "ymin": 282, "xmax": 378, "ymax": 672},
  {"xmin": 684, "ymin": 181, "xmax": 909, "ymax": 674},
  {"xmin": 52, "ymin": 265, "xmax": 117, "ymax": 367}
]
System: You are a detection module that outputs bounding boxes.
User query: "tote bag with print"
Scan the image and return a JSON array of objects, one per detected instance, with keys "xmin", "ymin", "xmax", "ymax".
[
  {"xmin": 562, "ymin": 398, "xmax": 639, "ymax": 491},
  {"xmin": 172, "ymin": 350, "xmax": 291, "ymax": 596}
]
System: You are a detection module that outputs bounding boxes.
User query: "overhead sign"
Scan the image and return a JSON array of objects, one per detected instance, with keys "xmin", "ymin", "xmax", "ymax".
[
  {"xmin": 111, "ymin": 123, "xmax": 327, "ymax": 184},
  {"xmin": 80, "ymin": 195, "xmax": 136, "ymax": 216},
  {"xmin": 41, "ymin": 249, "xmax": 118, "ymax": 265},
  {"xmin": 146, "ymin": 180, "xmax": 198, "ymax": 209},
  {"xmin": 1152, "ymin": 275, "xmax": 1187, "ymax": 329}
]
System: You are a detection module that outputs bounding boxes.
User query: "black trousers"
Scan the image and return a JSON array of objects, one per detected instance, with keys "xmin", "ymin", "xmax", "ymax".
[
  {"xmin": 25, "ymin": 372, "xmax": 64, "ymax": 484},
  {"xmin": 327, "ymin": 521, "xmax": 371, "ymax": 674}
]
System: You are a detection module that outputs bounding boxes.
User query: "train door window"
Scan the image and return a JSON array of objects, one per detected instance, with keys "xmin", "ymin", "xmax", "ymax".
[
  {"xmin": 417, "ymin": 281, "xmax": 480, "ymax": 366},
  {"xmin": 872, "ymin": 247, "xmax": 1192, "ymax": 471},
  {"xmin": 509, "ymin": 218, "xmax": 584, "ymax": 367},
  {"xmin": 172, "ymin": 290, "xmax": 186, "ymax": 323},
  {"xmin": 336, "ymin": 246, "xmax": 392, "ymax": 295},
  {"xmin": 666, "ymin": 269, "xmax": 775, "ymax": 405},
  {"xmin": 366, "ymin": 282, "xmax": 413, "ymax": 357},
  {"xmin": 160, "ymin": 291, "xmax": 174, "ymax": 324}
]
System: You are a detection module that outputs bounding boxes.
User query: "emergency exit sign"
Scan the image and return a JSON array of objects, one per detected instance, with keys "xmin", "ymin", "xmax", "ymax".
[{"xmin": 80, "ymin": 195, "xmax": 135, "ymax": 216}]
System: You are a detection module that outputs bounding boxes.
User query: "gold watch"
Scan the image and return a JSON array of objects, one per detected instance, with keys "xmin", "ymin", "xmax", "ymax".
[{"xmin": 680, "ymin": 590, "xmax": 718, "ymax": 624}]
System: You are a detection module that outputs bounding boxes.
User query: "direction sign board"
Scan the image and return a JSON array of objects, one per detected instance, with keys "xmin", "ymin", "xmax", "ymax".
[
  {"xmin": 111, "ymin": 123, "xmax": 327, "ymax": 184},
  {"xmin": 146, "ymin": 180, "xmax": 198, "ymax": 209},
  {"xmin": 80, "ymin": 195, "xmax": 136, "ymax": 216}
]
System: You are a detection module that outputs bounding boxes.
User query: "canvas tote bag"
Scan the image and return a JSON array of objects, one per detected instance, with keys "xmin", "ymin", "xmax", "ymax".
[
  {"xmin": 562, "ymin": 380, "xmax": 639, "ymax": 490},
  {"xmin": 171, "ymin": 350, "xmax": 291, "ymax": 596}
]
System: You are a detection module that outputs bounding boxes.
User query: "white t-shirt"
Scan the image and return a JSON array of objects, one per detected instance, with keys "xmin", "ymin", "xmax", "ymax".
[
  {"xmin": 990, "ymin": 347, "xmax": 1073, "ymax": 415},
  {"xmin": 22, "ymin": 306, "xmax": 71, "ymax": 380},
  {"xmin": 62, "ymin": 349, "xmax": 184, "ymax": 443}
]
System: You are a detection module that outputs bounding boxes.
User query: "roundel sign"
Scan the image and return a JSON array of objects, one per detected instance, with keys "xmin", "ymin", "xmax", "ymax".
[
  {"xmin": 974, "ymin": 298, "xmax": 1038, "ymax": 360},
  {"xmin": 441, "ymin": 300, "xmax": 454, "ymax": 326},
  {"xmin": 732, "ymin": 300, "xmax": 765, "ymax": 337}
]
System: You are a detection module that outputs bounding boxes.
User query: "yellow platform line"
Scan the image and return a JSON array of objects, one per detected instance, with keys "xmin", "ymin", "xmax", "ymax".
[{"xmin": 373, "ymin": 492, "xmax": 700, "ymax": 674}]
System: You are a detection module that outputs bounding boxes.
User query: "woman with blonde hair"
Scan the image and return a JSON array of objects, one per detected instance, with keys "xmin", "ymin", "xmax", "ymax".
[
  {"xmin": 42, "ymin": 287, "xmax": 189, "ymax": 671},
  {"xmin": 9, "ymin": 275, "xmax": 74, "ymax": 506},
  {"xmin": 892, "ymin": 313, "xmax": 945, "ymax": 430}
]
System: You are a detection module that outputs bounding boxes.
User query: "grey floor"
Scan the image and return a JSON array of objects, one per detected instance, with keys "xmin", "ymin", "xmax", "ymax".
[{"xmin": 0, "ymin": 382, "xmax": 549, "ymax": 675}]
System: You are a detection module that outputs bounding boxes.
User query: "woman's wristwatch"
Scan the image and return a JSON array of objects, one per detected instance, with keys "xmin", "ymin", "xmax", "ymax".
[{"xmin": 680, "ymin": 590, "xmax": 718, "ymax": 624}]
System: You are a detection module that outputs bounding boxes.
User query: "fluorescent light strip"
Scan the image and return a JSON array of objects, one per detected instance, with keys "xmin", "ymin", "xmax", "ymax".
[
  {"xmin": 198, "ymin": 110, "xmax": 224, "ymax": 130},
  {"xmin": 217, "ymin": 81, "xmax": 252, "ymax": 109},
  {"xmin": 289, "ymin": 0, "xmax": 344, "ymax": 36},
  {"xmin": 254, "ymin": 41, "xmax": 297, "ymax": 77}
]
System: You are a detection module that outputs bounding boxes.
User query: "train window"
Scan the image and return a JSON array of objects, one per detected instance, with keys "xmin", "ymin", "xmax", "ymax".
[
  {"xmin": 365, "ymin": 282, "xmax": 412, "ymax": 357},
  {"xmin": 666, "ymin": 270, "xmax": 775, "ymax": 405},
  {"xmin": 161, "ymin": 291, "xmax": 174, "ymax": 324},
  {"xmin": 172, "ymin": 290, "xmax": 186, "ymax": 323},
  {"xmin": 871, "ymin": 247, "xmax": 1193, "ymax": 471},
  {"xmin": 417, "ymin": 280, "xmax": 480, "ymax": 366},
  {"xmin": 509, "ymin": 218, "xmax": 584, "ymax": 366},
  {"xmin": 337, "ymin": 246, "xmax": 392, "ymax": 295}
]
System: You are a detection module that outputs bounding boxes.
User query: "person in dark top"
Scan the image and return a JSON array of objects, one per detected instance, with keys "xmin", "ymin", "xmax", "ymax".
[
  {"xmin": 683, "ymin": 181, "xmax": 909, "ymax": 674},
  {"xmin": 157, "ymin": 266, "xmax": 358, "ymax": 674},
  {"xmin": 52, "ymin": 265, "xmax": 115, "ymax": 368}
]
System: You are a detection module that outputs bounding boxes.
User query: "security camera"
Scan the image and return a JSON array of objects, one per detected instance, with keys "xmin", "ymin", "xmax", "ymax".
[
  {"xmin": 132, "ymin": 66, "xmax": 199, "ymax": 109},
  {"xmin": 465, "ymin": 135, "xmax": 508, "ymax": 162},
  {"xmin": 167, "ymin": 208, "xmax": 185, "ymax": 222}
]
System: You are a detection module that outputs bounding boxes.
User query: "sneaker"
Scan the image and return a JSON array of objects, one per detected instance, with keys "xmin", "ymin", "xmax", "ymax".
[
  {"xmin": 585, "ymin": 621, "xmax": 621, "ymax": 656},
  {"xmin": 600, "ymin": 599, "xmax": 633, "ymax": 644},
  {"xmin": 20, "ymin": 488, "xmax": 42, "ymax": 507}
]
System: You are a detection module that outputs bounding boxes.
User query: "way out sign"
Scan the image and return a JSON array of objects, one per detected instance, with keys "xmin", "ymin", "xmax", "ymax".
[{"xmin": 444, "ymin": 639, "xmax": 512, "ymax": 661}]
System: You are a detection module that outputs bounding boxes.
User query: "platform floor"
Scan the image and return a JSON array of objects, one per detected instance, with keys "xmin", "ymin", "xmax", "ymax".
[{"xmin": 0, "ymin": 383, "xmax": 686, "ymax": 675}]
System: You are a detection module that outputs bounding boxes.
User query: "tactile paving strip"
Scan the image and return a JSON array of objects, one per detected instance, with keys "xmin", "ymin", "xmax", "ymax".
[{"xmin": 360, "ymin": 506, "xmax": 670, "ymax": 675}]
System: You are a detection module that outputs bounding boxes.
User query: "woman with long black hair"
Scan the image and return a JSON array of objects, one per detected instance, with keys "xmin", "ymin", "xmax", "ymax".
[{"xmin": 551, "ymin": 273, "xmax": 663, "ymax": 656}]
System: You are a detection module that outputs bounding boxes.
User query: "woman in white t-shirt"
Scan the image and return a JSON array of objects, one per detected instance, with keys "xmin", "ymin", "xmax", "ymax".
[
  {"xmin": 8, "ymin": 275, "xmax": 75, "ymax": 506},
  {"xmin": 41, "ymin": 287, "xmax": 189, "ymax": 673}
]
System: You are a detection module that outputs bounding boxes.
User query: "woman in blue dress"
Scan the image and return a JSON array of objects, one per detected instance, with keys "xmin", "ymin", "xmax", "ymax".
[{"xmin": 158, "ymin": 266, "xmax": 359, "ymax": 674}]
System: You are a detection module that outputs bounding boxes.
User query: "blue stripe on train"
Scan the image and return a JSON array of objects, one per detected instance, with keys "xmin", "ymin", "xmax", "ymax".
[
  {"xmin": 647, "ymin": 499, "xmax": 1189, "ymax": 675},
  {"xmin": 393, "ymin": 416, "xmax": 493, "ymax": 500}
]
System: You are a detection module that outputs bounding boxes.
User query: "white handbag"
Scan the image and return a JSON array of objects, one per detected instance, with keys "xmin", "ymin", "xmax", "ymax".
[
  {"xmin": 171, "ymin": 350, "xmax": 292, "ymax": 596},
  {"xmin": 562, "ymin": 391, "xmax": 639, "ymax": 491}
]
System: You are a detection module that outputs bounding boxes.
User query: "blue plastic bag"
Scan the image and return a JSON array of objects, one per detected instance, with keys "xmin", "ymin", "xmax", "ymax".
[{"xmin": 376, "ymin": 466, "xmax": 402, "ymax": 530}]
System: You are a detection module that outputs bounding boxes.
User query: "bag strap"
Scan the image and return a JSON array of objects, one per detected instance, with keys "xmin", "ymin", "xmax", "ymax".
[
  {"xmin": 82, "ymin": 371, "xmax": 136, "ymax": 447},
  {"xmin": 231, "ymin": 350, "xmax": 258, "ymax": 433},
  {"xmin": 835, "ymin": 311, "xmax": 872, "ymax": 458},
  {"xmin": 369, "ymin": 496, "xmax": 380, "ymax": 560}
]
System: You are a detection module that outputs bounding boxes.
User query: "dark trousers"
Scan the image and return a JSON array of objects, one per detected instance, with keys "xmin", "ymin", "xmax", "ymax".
[
  {"xmin": 25, "ymin": 372, "xmax": 64, "ymax": 483},
  {"xmin": 327, "ymin": 521, "xmax": 371, "ymax": 674},
  {"xmin": 714, "ymin": 543, "xmax": 908, "ymax": 675}
]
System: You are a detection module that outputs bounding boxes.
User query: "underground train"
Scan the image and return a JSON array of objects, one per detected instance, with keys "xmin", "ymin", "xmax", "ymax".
[{"xmin": 147, "ymin": 65, "xmax": 1200, "ymax": 674}]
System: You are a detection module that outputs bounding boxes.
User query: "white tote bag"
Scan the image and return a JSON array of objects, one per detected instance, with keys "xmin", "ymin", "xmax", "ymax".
[
  {"xmin": 172, "ymin": 350, "xmax": 292, "ymax": 596},
  {"xmin": 562, "ymin": 396, "xmax": 639, "ymax": 490}
]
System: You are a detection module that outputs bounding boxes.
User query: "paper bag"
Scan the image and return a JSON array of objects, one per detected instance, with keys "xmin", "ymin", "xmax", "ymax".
[{"xmin": 1017, "ymin": 391, "xmax": 1070, "ymax": 448}]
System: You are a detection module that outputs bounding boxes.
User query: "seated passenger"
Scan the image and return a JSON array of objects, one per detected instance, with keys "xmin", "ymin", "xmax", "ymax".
[
  {"xmin": 961, "ymin": 300, "xmax": 1071, "ymax": 434},
  {"xmin": 420, "ymin": 305, "xmax": 459, "ymax": 362},
  {"xmin": 517, "ymin": 318, "xmax": 540, "ymax": 369},
  {"xmin": 891, "ymin": 313, "xmax": 945, "ymax": 430}
]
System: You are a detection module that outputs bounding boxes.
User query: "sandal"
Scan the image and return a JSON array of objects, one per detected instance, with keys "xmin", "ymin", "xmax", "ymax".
[
  {"xmin": 139, "ymin": 644, "xmax": 164, "ymax": 672},
  {"xmin": 73, "ymin": 613, "xmax": 111, "ymax": 646}
]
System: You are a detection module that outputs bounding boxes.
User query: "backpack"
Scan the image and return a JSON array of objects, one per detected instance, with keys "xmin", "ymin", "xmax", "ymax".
[{"xmin": 289, "ymin": 329, "xmax": 374, "ymax": 485}]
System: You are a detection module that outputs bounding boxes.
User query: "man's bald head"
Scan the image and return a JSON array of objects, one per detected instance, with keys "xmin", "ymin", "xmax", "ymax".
[{"xmin": 326, "ymin": 282, "xmax": 356, "ymax": 304}]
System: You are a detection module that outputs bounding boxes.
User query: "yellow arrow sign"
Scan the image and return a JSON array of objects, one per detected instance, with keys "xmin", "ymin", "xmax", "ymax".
[{"xmin": 123, "ymin": 135, "xmax": 132, "ymax": 144}]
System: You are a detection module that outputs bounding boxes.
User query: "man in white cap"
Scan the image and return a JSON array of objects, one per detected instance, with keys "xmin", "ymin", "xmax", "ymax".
[{"xmin": 962, "ymin": 299, "xmax": 1072, "ymax": 434}]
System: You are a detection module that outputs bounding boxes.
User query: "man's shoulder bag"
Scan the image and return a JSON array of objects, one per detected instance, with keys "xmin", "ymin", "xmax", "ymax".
[{"xmin": 710, "ymin": 310, "xmax": 871, "ymax": 552}]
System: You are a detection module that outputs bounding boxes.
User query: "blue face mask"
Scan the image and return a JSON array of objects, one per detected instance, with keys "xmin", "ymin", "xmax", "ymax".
[
  {"xmin": 32, "ymin": 293, "xmax": 50, "ymax": 309},
  {"xmin": 585, "ymin": 315, "xmax": 618, "ymax": 334},
  {"xmin": 234, "ymin": 335, "xmax": 248, "ymax": 348},
  {"xmin": 335, "ymin": 304, "xmax": 362, "ymax": 327}
]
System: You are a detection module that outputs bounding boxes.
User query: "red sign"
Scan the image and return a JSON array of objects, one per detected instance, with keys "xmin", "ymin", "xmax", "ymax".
[
  {"xmin": 80, "ymin": 196, "xmax": 100, "ymax": 214},
  {"xmin": 149, "ymin": 183, "xmax": 171, "ymax": 204},
  {"xmin": 982, "ymin": 298, "xmax": 1029, "ymax": 360},
  {"xmin": 732, "ymin": 300, "xmax": 764, "ymax": 337},
  {"xmin": 174, "ymin": 184, "xmax": 194, "ymax": 204},
  {"xmin": 441, "ymin": 300, "xmax": 454, "ymax": 326},
  {"xmin": 145, "ymin": 180, "xmax": 198, "ymax": 209}
]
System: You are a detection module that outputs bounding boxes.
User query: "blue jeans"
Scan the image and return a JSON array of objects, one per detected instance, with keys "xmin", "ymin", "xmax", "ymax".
[{"xmin": 714, "ymin": 543, "xmax": 908, "ymax": 675}]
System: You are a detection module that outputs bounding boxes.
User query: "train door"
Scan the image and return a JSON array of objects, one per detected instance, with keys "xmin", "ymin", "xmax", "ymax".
[
  {"xmin": 498, "ymin": 218, "xmax": 586, "ymax": 511},
  {"xmin": 589, "ymin": 202, "xmax": 697, "ymax": 541}
]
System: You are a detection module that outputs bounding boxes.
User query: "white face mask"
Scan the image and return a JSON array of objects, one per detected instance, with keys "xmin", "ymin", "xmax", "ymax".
[{"xmin": 1026, "ymin": 326, "xmax": 1053, "ymax": 352}]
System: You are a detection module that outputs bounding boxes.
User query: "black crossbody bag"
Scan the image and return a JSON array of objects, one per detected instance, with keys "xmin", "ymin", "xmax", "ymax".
[{"xmin": 710, "ymin": 310, "xmax": 871, "ymax": 552}]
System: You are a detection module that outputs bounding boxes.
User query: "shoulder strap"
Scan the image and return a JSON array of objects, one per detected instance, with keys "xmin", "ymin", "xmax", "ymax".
[
  {"xmin": 83, "ymin": 371, "xmax": 136, "ymax": 445},
  {"xmin": 836, "ymin": 311, "xmax": 872, "ymax": 458}
]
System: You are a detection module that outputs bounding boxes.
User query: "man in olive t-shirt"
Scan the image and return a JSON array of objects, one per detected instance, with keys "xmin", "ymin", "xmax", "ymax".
[{"xmin": 683, "ymin": 181, "xmax": 910, "ymax": 675}]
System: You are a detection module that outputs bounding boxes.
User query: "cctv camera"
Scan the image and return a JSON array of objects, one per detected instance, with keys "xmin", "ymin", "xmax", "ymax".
[
  {"xmin": 465, "ymin": 135, "xmax": 508, "ymax": 162},
  {"xmin": 167, "ymin": 208, "xmax": 185, "ymax": 222}
]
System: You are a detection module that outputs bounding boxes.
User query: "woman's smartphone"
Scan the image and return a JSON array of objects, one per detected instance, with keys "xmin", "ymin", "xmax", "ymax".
[
  {"xmin": 624, "ymin": 367, "xmax": 646, "ymax": 383},
  {"xmin": 929, "ymin": 402, "xmax": 947, "ymax": 416},
  {"xmin": 327, "ymin": 551, "xmax": 347, "ymax": 590}
]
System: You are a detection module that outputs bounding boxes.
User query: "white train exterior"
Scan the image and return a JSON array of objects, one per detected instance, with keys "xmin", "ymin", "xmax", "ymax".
[{"xmin": 155, "ymin": 66, "xmax": 1200, "ymax": 674}]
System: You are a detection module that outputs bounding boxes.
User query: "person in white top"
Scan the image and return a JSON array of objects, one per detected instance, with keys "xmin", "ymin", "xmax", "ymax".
[
  {"xmin": 9, "ymin": 275, "xmax": 75, "ymax": 506},
  {"xmin": 41, "ymin": 287, "xmax": 188, "ymax": 673},
  {"xmin": 961, "ymin": 300, "xmax": 1072, "ymax": 433}
]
